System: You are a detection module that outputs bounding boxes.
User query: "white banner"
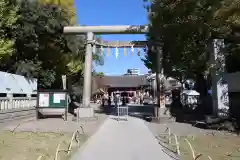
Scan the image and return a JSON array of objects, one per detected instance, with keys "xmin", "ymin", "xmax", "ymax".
[{"xmin": 62, "ymin": 75, "xmax": 67, "ymax": 90}]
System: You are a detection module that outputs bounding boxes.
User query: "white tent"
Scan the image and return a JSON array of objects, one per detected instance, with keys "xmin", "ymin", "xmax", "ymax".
[{"xmin": 0, "ymin": 71, "xmax": 37, "ymax": 94}]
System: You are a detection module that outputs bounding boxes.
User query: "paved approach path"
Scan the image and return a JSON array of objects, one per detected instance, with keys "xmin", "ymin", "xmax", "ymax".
[{"xmin": 71, "ymin": 116, "xmax": 173, "ymax": 160}]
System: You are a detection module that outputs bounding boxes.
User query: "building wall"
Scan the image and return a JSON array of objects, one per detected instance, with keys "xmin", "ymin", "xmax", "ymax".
[
  {"xmin": 127, "ymin": 68, "xmax": 140, "ymax": 75},
  {"xmin": 91, "ymin": 76, "xmax": 103, "ymax": 93}
]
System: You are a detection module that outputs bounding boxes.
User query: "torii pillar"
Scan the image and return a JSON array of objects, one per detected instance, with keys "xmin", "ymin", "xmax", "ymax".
[{"xmin": 83, "ymin": 32, "xmax": 94, "ymax": 108}]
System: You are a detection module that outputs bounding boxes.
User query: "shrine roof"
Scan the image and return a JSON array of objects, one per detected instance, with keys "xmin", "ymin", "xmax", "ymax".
[{"xmin": 94, "ymin": 75, "xmax": 148, "ymax": 88}]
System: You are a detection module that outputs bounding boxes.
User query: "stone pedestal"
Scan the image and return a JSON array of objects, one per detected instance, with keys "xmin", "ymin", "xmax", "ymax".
[
  {"xmin": 159, "ymin": 107, "xmax": 170, "ymax": 117},
  {"xmin": 77, "ymin": 107, "xmax": 94, "ymax": 118}
]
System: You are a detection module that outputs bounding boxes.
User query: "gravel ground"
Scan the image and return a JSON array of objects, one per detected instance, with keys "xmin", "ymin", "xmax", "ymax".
[
  {"xmin": 146, "ymin": 118, "xmax": 218, "ymax": 136},
  {"xmin": 3, "ymin": 113, "xmax": 108, "ymax": 135},
  {"xmin": 146, "ymin": 118, "xmax": 240, "ymax": 160},
  {"xmin": 0, "ymin": 106, "xmax": 108, "ymax": 160}
]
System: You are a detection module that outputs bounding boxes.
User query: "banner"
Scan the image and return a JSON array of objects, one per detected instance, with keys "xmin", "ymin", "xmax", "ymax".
[{"xmin": 61, "ymin": 75, "xmax": 66, "ymax": 90}]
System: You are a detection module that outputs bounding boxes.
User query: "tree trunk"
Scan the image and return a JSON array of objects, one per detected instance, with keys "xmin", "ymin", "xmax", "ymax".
[
  {"xmin": 155, "ymin": 46, "xmax": 162, "ymax": 118},
  {"xmin": 195, "ymin": 73, "xmax": 207, "ymax": 98},
  {"xmin": 155, "ymin": 72, "xmax": 160, "ymax": 117}
]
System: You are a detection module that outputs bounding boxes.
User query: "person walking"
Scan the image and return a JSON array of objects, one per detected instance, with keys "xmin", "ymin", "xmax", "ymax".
[{"xmin": 68, "ymin": 94, "xmax": 79, "ymax": 118}]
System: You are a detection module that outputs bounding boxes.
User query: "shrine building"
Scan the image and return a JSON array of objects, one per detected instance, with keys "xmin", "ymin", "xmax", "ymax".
[{"xmin": 92, "ymin": 69, "xmax": 149, "ymax": 97}]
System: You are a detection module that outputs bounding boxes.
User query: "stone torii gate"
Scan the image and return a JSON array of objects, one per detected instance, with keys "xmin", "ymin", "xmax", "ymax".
[
  {"xmin": 63, "ymin": 25, "xmax": 229, "ymax": 118},
  {"xmin": 63, "ymin": 25, "xmax": 149, "ymax": 117}
]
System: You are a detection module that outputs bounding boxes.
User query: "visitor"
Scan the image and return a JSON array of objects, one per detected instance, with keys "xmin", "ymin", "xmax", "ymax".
[
  {"xmin": 68, "ymin": 94, "xmax": 78, "ymax": 117},
  {"xmin": 113, "ymin": 93, "xmax": 117, "ymax": 107},
  {"xmin": 146, "ymin": 91, "xmax": 149, "ymax": 97},
  {"xmin": 114, "ymin": 92, "xmax": 120, "ymax": 107},
  {"xmin": 122, "ymin": 91, "xmax": 127, "ymax": 106},
  {"xmin": 108, "ymin": 96, "xmax": 111, "ymax": 106},
  {"xmin": 102, "ymin": 95, "xmax": 105, "ymax": 106},
  {"xmin": 140, "ymin": 92, "xmax": 144, "ymax": 105}
]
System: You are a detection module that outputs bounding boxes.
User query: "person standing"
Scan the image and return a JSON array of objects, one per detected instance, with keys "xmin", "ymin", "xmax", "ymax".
[
  {"xmin": 68, "ymin": 94, "xmax": 78, "ymax": 117},
  {"xmin": 102, "ymin": 95, "xmax": 105, "ymax": 106},
  {"xmin": 140, "ymin": 92, "xmax": 144, "ymax": 105},
  {"xmin": 108, "ymin": 96, "xmax": 111, "ymax": 106},
  {"xmin": 113, "ymin": 93, "xmax": 117, "ymax": 108},
  {"xmin": 122, "ymin": 91, "xmax": 127, "ymax": 106}
]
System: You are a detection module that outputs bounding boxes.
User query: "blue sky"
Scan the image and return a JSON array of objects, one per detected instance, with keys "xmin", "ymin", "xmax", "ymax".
[{"xmin": 74, "ymin": 0, "xmax": 149, "ymax": 75}]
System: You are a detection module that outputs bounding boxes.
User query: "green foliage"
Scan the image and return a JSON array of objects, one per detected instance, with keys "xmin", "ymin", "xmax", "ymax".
[
  {"xmin": 0, "ymin": 0, "xmax": 18, "ymax": 58},
  {"xmin": 65, "ymin": 35, "xmax": 85, "ymax": 75},
  {"xmin": 39, "ymin": 0, "xmax": 76, "ymax": 24},
  {"xmin": 143, "ymin": 0, "xmax": 240, "ymax": 82},
  {"xmin": 92, "ymin": 71, "xmax": 104, "ymax": 77},
  {"xmin": 11, "ymin": 1, "xmax": 71, "ymax": 88},
  {"xmin": 65, "ymin": 35, "xmax": 105, "ymax": 76},
  {"xmin": 0, "ymin": 1, "xmax": 82, "ymax": 89},
  {"xmin": 0, "ymin": 0, "xmax": 105, "ymax": 90},
  {"xmin": 93, "ymin": 36, "xmax": 105, "ymax": 66}
]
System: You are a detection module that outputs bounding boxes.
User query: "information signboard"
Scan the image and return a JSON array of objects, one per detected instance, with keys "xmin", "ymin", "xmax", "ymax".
[{"xmin": 36, "ymin": 90, "xmax": 68, "ymax": 120}]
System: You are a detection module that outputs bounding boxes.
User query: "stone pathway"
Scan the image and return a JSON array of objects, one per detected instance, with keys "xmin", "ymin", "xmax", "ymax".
[{"xmin": 71, "ymin": 115, "xmax": 173, "ymax": 160}]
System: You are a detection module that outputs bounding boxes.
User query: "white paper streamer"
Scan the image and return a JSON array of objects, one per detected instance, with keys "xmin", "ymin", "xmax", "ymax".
[
  {"xmin": 100, "ymin": 46, "xmax": 104, "ymax": 55},
  {"xmin": 131, "ymin": 45, "xmax": 134, "ymax": 53},
  {"xmin": 115, "ymin": 47, "xmax": 119, "ymax": 59}
]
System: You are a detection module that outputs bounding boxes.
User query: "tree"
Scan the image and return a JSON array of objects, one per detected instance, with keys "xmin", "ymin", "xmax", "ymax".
[
  {"xmin": 65, "ymin": 35, "xmax": 105, "ymax": 76},
  {"xmin": 0, "ymin": 1, "xmax": 72, "ymax": 88},
  {"xmin": 0, "ymin": 0, "xmax": 18, "ymax": 58},
  {"xmin": 39, "ymin": 0, "xmax": 105, "ymax": 78},
  {"xmin": 65, "ymin": 35, "xmax": 85, "ymax": 75},
  {"xmin": 143, "ymin": 0, "xmax": 240, "ymax": 96},
  {"xmin": 39, "ymin": 0, "xmax": 76, "ymax": 24},
  {"xmin": 92, "ymin": 71, "xmax": 104, "ymax": 77},
  {"xmin": 0, "ymin": 0, "xmax": 104, "ymax": 92},
  {"xmin": 65, "ymin": 34, "xmax": 105, "ymax": 95},
  {"xmin": 93, "ymin": 36, "xmax": 105, "ymax": 66}
]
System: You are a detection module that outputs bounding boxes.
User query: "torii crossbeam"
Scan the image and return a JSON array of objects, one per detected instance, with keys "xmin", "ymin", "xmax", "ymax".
[
  {"xmin": 64, "ymin": 25, "xmax": 148, "ymax": 34},
  {"xmin": 63, "ymin": 25, "xmax": 148, "ymax": 117}
]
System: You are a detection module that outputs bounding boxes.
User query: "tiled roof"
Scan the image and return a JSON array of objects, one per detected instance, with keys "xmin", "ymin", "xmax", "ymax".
[{"xmin": 92, "ymin": 75, "xmax": 148, "ymax": 89}]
